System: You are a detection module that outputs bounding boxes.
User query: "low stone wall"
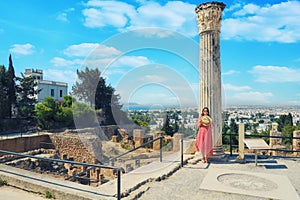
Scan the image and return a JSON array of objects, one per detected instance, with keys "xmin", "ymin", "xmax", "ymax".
[
  {"xmin": 49, "ymin": 130, "xmax": 103, "ymax": 164},
  {"xmin": 0, "ymin": 135, "xmax": 51, "ymax": 156}
]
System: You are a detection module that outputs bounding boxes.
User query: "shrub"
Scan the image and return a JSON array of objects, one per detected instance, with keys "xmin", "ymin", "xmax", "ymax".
[{"xmin": 0, "ymin": 178, "xmax": 8, "ymax": 186}]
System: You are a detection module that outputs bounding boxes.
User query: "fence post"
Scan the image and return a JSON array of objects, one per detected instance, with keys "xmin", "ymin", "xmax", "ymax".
[
  {"xmin": 117, "ymin": 170, "xmax": 121, "ymax": 200},
  {"xmin": 229, "ymin": 133, "xmax": 232, "ymax": 156},
  {"xmin": 180, "ymin": 138, "xmax": 183, "ymax": 167},
  {"xmin": 159, "ymin": 136, "xmax": 162, "ymax": 162}
]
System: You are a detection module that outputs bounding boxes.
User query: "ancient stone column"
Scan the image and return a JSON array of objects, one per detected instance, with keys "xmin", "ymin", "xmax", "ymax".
[
  {"xmin": 195, "ymin": 2, "xmax": 226, "ymax": 158},
  {"xmin": 133, "ymin": 129, "xmax": 145, "ymax": 147},
  {"xmin": 269, "ymin": 122, "xmax": 282, "ymax": 148},
  {"xmin": 153, "ymin": 132, "xmax": 163, "ymax": 150},
  {"xmin": 173, "ymin": 133, "xmax": 184, "ymax": 152}
]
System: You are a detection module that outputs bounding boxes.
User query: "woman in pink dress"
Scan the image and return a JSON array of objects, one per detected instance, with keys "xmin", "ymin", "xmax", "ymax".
[{"xmin": 195, "ymin": 107, "xmax": 213, "ymax": 163}]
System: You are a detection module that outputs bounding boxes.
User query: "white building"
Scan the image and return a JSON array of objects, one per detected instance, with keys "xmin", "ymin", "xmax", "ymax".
[{"xmin": 24, "ymin": 69, "xmax": 68, "ymax": 102}]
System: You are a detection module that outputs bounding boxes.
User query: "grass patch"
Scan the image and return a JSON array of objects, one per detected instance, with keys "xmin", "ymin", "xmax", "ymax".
[
  {"xmin": 0, "ymin": 178, "xmax": 8, "ymax": 186},
  {"xmin": 45, "ymin": 190, "xmax": 55, "ymax": 199}
]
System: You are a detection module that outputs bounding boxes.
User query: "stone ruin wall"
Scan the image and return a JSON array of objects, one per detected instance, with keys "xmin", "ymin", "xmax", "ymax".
[
  {"xmin": 48, "ymin": 126, "xmax": 119, "ymax": 163},
  {"xmin": 49, "ymin": 127, "xmax": 119, "ymax": 183},
  {"xmin": 293, "ymin": 130, "xmax": 300, "ymax": 156},
  {"xmin": 0, "ymin": 134, "xmax": 51, "ymax": 156},
  {"xmin": 49, "ymin": 130, "xmax": 102, "ymax": 164}
]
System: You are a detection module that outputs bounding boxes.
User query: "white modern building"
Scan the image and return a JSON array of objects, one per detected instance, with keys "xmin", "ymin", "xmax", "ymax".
[{"xmin": 24, "ymin": 69, "xmax": 68, "ymax": 102}]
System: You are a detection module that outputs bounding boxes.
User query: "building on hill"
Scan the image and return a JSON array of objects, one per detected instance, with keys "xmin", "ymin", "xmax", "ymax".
[{"xmin": 24, "ymin": 69, "xmax": 68, "ymax": 102}]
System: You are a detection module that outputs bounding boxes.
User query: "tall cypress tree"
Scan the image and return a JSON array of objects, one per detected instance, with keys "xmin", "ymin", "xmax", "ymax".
[
  {"xmin": 0, "ymin": 65, "xmax": 8, "ymax": 119},
  {"xmin": 6, "ymin": 54, "xmax": 17, "ymax": 118},
  {"xmin": 161, "ymin": 114, "xmax": 174, "ymax": 136}
]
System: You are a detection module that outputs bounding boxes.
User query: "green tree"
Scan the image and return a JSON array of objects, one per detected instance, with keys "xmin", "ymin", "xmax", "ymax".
[
  {"xmin": 35, "ymin": 97, "xmax": 57, "ymax": 129},
  {"xmin": 277, "ymin": 113, "xmax": 293, "ymax": 131},
  {"xmin": 222, "ymin": 123, "xmax": 230, "ymax": 144},
  {"xmin": 16, "ymin": 74, "xmax": 39, "ymax": 119},
  {"xmin": 6, "ymin": 55, "xmax": 17, "ymax": 118},
  {"xmin": 229, "ymin": 118, "xmax": 238, "ymax": 144},
  {"xmin": 281, "ymin": 125, "xmax": 299, "ymax": 146},
  {"xmin": 95, "ymin": 79, "xmax": 123, "ymax": 125},
  {"xmin": 161, "ymin": 115, "xmax": 173, "ymax": 136},
  {"xmin": 130, "ymin": 111, "xmax": 151, "ymax": 129},
  {"xmin": 61, "ymin": 95, "xmax": 75, "ymax": 107},
  {"xmin": 72, "ymin": 67, "xmax": 125, "ymax": 125},
  {"xmin": 72, "ymin": 101, "xmax": 96, "ymax": 128},
  {"xmin": 35, "ymin": 96, "xmax": 75, "ymax": 129},
  {"xmin": 55, "ymin": 101, "xmax": 73, "ymax": 128},
  {"xmin": 0, "ymin": 65, "xmax": 8, "ymax": 119},
  {"xmin": 72, "ymin": 67, "xmax": 100, "ymax": 106},
  {"xmin": 229, "ymin": 118, "xmax": 238, "ymax": 133}
]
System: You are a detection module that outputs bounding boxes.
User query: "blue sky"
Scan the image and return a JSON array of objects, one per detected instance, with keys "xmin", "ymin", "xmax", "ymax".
[{"xmin": 1, "ymin": 0, "xmax": 300, "ymax": 108}]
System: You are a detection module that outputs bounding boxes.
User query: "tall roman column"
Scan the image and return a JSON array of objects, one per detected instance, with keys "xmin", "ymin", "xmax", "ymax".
[{"xmin": 195, "ymin": 2, "xmax": 226, "ymax": 158}]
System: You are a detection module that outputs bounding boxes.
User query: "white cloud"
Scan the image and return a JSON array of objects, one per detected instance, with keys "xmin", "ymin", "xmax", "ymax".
[
  {"xmin": 132, "ymin": 28, "xmax": 176, "ymax": 38},
  {"xmin": 249, "ymin": 65, "xmax": 300, "ymax": 83},
  {"xmin": 231, "ymin": 91, "xmax": 273, "ymax": 105},
  {"xmin": 81, "ymin": 1, "xmax": 300, "ymax": 41},
  {"xmin": 63, "ymin": 43, "xmax": 121, "ymax": 57},
  {"xmin": 82, "ymin": 0, "xmax": 197, "ymax": 37},
  {"xmin": 141, "ymin": 75, "xmax": 167, "ymax": 82},
  {"xmin": 223, "ymin": 83, "xmax": 251, "ymax": 91},
  {"xmin": 53, "ymin": 43, "xmax": 151, "ymax": 70},
  {"xmin": 51, "ymin": 57, "xmax": 83, "ymax": 67},
  {"xmin": 222, "ymin": 70, "xmax": 240, "ymax": 75},
  {"xmin": 56, "ymin": 13, "xmax": 68, "ymax": 22},
  {"xmin": 9, "ymin": 43, "xmax": 35, "ymax": 56},
  {"xmin": 83, "ymin": 1, "xmax": 135, "ymax": 28},
  {"xmin": 225, "ymin": 3, "xmax": 242, "ymax": 12},
  {"xmin": 222, "ymin": 1, "xmax": 300, "ymax": 43},
  {"xmin": 56, "ymin": 8, "xmax": 75, "ymax": 22},
  {"xmin": 112, "ymin": 55, "xmax": 151, "ymax": 67},
  {"xmin": 233, "ymin": 4, "xmax": 260, "ymax": 16}
]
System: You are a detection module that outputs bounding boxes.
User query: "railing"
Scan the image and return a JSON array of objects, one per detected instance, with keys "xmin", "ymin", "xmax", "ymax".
[
  {"xmin": 104, "ymin": 135, "xmax": 191, "ymax": 171},
  {"xmin": 0, "ymin": 149, "xmax": 125, "ymax": 200},
  {"xmin": 223, "ymin": 133, "xmax": 300, "ymax": 156},
  {"xmin": 180, "ymin": 134, "xmax": 195, "ymax": 167},
  {"xmin": 107, "ymin": 136, "xmax": 163, "ymax": 164}
]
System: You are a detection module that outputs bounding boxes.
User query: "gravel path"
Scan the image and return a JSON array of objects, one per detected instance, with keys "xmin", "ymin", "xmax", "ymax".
[{"xmin": 0, "ymin": 185, "xmax": 49, "ymax": 200}]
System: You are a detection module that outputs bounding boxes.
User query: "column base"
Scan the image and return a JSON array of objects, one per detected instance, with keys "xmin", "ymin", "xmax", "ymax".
[{"xmin": 210, "ymin": 146, "xmax": 226, "ymax": 161}]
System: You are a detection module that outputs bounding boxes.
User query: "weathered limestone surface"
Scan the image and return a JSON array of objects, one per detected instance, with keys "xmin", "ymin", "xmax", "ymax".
[
  {"xmin": 293, "ymin": 130, "xmax": 300, "ymax": 156},
  {"xmin": 152, "ymin": 132, "xmax": 163, "ymax": 150},
  {"xmin": 0, "ymin": 135, "xmax": 51, "ymax": 156},
  {"xmin": 49, "ymin": 130, "xmax": 102, "ymax": 164},
  {"xmin": 133, "ymin": 129, "xmax": 145, "ymax": 147},
  {"xmin": 195, "ymin": 2, "xmax": 226, "ymax": 155},
  {"xmin": 173, "ymin": 133, "xmax": 184, "ymax": 152},
  {"xmin": 269, "ymin": 123, "xmax": 282, "ymax": 148},
  {"xmin": 269, "ymin": 122, "xmax": 286, "ymax": 156}
]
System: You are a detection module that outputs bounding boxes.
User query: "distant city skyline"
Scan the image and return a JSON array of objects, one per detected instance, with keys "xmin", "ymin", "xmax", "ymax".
[{"xmin": 0, "ymin": 0, "xmax": 300, "ymax": 107}]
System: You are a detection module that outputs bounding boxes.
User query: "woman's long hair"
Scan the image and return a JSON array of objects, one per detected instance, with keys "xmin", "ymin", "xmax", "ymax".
[{"xmin": 201, "ymin": 107, "xmax": 210, "ymax": 116}]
